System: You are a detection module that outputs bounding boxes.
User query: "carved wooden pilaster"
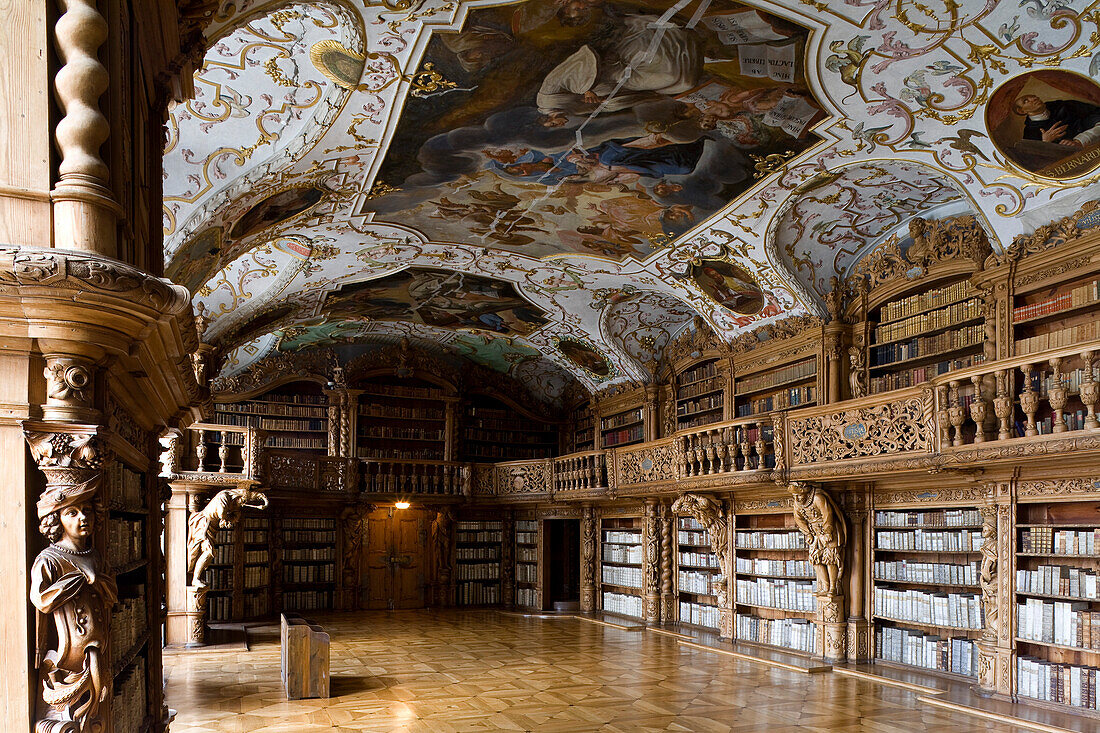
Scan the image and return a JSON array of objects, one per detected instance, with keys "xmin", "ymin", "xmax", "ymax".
[
  {"xmin": 339, "ymin": 501, "xmax": 371, "ymax": 610},
  {"xmin": 432, "ymin": 507, "xmax": 455, "ymax": 607},
  {"xmin": 659, "ymin": 502, "xmax": 674, "ymax": 623},
  {"xmin": 844, "ymin": 488, "xmax": 871, "ymax": 662},
  {"xmin": 502, "ymin": 511, "xmax": 516, "ymax": 610},
  {"xmin": 643, "ymin": 499, "xmax": 661, "ymax": 623},
  {"xmin": 643, "ymin": 385, "xmax": 660, "ymax": 443},
  {"xmin": 977, "ymin": 481, "xmax": 1015, "ymax": 697},
  {"xmin": 824, "ymin": 322, "xmax": 845, "ymax": 404},
  {"xmin": 580, "ymin": 506, "xmax": 596, "ymax": 613},
  {"xmin": 326, "ymin": 394, "xmax": 341, "ymax": 458},
  {"xmin": 671, "ymin": 493, "xmax": 732, "ymax": 638},
  {"xmin": 788, "ymin": 482, "xmax": 847, "ymax": 660}
]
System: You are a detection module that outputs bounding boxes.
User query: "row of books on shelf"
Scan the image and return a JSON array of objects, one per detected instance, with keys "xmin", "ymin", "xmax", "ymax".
[
  {"xmin": 108, "ymin": 518, "xmax": 144, "ymax": 569},
  {"xmin": 517, "ymin": 587, "xmax": 539, "ymax": 607},
  {"xmin": 464, "ymin": 445, "xmax": 553, "ymax": 460},
  {"xmin": 516, "ymin": 531, "xmax": 537, "ymax": 544},
  {"xmin": 466, "ymin": 406, "xmax": 514, "ymax": 419},
  {"xmin": 737, "ymin": 614, "xmax": 815, "ymax": 653},
  {"xmin": 1018, "ymin": 564, "xmax": 1100, "ymax": 599},
  {"xmin": 602, "ymin": 409, "xmax": 643, "ymax": 429},
  {"xmin": 871, "ymin": 324, "xmax": 984, "ymax": 368},
  {"xmin": 1016, "ymin": 320, "xmax": 1100, "ymax": 356},
  {"xmin": 458, "ymin": 582, "xmax": 500, "ymax": 605},
  {"xmin": 603, "ymin": 565, "xmax": 642, "ymax": 589},
  {"xmin": 679, "ymin": 570, "xmax": 718, "ymax": 595},
  {"xmin": 736, "ymin": 359, "xmax": 816, "ymax": 394},
  {"xmin": 458, "ymin": 521, "xmax": 501, "ymax": 531},
  {"xmin": 243, "ymin": 530, "xmax": 267, "ymax": 544},
  {"xmin": 362, "ymin": 385, "xmax": 444, "ymax": 400},
  {"xmin": 362, "ymin": 448, "xmax": 445, "ymax": 460},
  {"xmin": 466, "ymin": 418, "xmax": 554, "ymax": 435},
  {"xmin": 679, "ymin": 551, "xmax": 719, "ymax": 569},
  {"xmin": 112, "ymin": 657, "xmax": 146, "ymax": 733},
  {"xmin": 285, "ymin": 518, "xmax": 335, "ymax": 530},
  {"xmin": 737, "ymin": 557, "xmax": 813, "ymax": 578},
  {"xmin": 1030, "ymin": 366, "xmax": 1100, "ymax": 398},
  {"xmin": 285, "ymin": 564, "xmax": 334, "ymax": 583},
  {"xmin": 875, "ymin": 588, "xmax": 984, "ymax": 629},
  {"xmin": 868, "ymin": 355, "xmax": 984, "ymax": 394},
  {"xmin": 457, "ymin": 547, "xmax": 499, "ymax": 560},
  {"xmin": 678, "ymin": 529, "xmax": 710, "ymax": 546},
  {"xmin": 875, "ymin": 529, "xmax": 984, "ymax": 552},
  {"xmin": 604, "ymin": 530, "xmax": 642, "ymax": 545},
  {"xmin": 359, "ymin": 404, "xmax": 444, "ymax": 421},
  {"xmin": 735, "ymin": 530, "xmax": 805, "ymax": 550},
  {"xmin": 1014, "ymin": 278, "xmax": 1100, "ymax": 323},
  {"xmin": 111, "ymin": 588, "xmax": 147, "ymax": 664},
  {"xmin": 363, "ymin": 427, "xmax": 443, "ymax": 441},
  {"xmin": 677, "ymin": 393, "xmax": 723, "ymax": 416},
  {"xmin": 676, "ymin": 378, "xmax": 723, "ymax": 402},
  {"xmin": 213, "ymin": 413, "xmax": 251, "ymax": 428},
  {"xmin": 1020, "ymin": 527, "xmax": 1100, "ymax": 555},
  {"xmin": 876, "ymin": 627, "xmax": 977, "ymax": 677},
  {"xmin": 106, "ymin": 463, "xmax": 144, "ymax": 511},
  {"xmin": 517, "ymin": 563, "xmax": 537, "ymax": 583},
  {"xmin": 457, "ymin": 531, "xmax": 502, "ymax": 543},
  {"xmin": 518, "ymin": 547, "xmax": 537, "ymax": 562},
  {"xmin": 735, "ymin": 386, "xmax": 815, "ymax": 418},
  {"xmin": 1020, "ymin": 413, "xmax": 1094, "ymax": 435},
  {"xmin": 874, "ymin": 560, "xmax": 979, "ymax": 586},
  {"xmin": 244, "ymin": 550, "xmax": 267, "ymax": 563},
  {"xmin": 284, "ymin": 547, "xmax": 336, "ymax": 561},
  {"xmin": 211, "ymin": 544, "xmax": 234, "ymax": 564},
  {"xmin": 602, "ymin": 425, "xmax": 644, "ymax": 447},
  {"xmin": 1018, "ymin": 658, "xmax": 1100, "ymax": 710},
  {"xmin": 209, "ymin": 594, "xmax": 233, "ymax": 621},
  {"xmin": 876, "ymin": 296, "xmax": 980, "ymax": 344},
  {"xmin": 205, "ymin": 567, "xmax": 233, "ymax": 589},
  {"xmin": 517, "ymin": 520, "xmax": 538, "ymax": 532},
  {"xmin": 284, "ymin": 590, "xmax": 333, "ymax": 611},
  {"xmin": 875, "ymin": 509, "xmax": 981, "ymax": 528},
  {"xmin": 603, "ymin": 591, "xmax": 643, "ymax": 618},
  {"xmin": 735, "ymin": 578, "xmax": 815, "ymax": 611},
  {"xmin": 604, "ymin": 545, "xmax": 643, "ymax": 565},
  {"xmin": 283, "ymin": 530, "xmax": 337, "ymax": 544},
  {"xmin": 679, "ymin": 601, "xmax": 719, "ymax": 629},
  {"xmin": 243, "ymin": 594, "xmax": 270, "ymax": 618},
  {"xmin": 218, "ymin": 400, "xmax": 326, "ymax": 416},
  {"xmin": 679, "ymin": 361, "xmax": 718, "ymax": 385},
  {"xmin": 243, "ymin": 565, "xmax": 269, "ymax": 588},
  {"xmin": 464, "ymin": 430, "xmax": 555, "ymax": 447},
  {"xmin": 881, "ymin": 280, "xmax": 978, "ymax": 324},
  {"xmin": 457, "ymin": 563, "xmax": 500, "ymax": 581},
  {"xmin": 677, "ymin": 412, "xmax": 725, "ymax": 430},
  {"xmin": 680, "ymin": 517, "xmax": 705, "ymax": 531},
  {"xmin": 256, "ymin": 417, "xmax": 326, "ymax": 432},
  {"xmin": 1018, "ymin": 599, "xmax": 1100, "ymax": 649},
  {"xmin": 266, "ymin": 436, "xmax": 325, "ymax": 449}
]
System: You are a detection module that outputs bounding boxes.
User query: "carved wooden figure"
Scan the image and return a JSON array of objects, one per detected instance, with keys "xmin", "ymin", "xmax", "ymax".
[
  {"xmin": 788, "ymin": 482, "xmax": 847, "ymax": 597},
  {"xmin": 186, "ymin": 484, "xmax": 269, "ymax": 587},
  {"xmin": 30, "ymin": 477, "xmax": 117, "ymax": 733}
]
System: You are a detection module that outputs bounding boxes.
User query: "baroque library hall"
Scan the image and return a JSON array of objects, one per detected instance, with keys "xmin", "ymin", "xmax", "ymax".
[{"xmin": 13, "ymin": 0, "xmax": 1100, "ymax": 731}]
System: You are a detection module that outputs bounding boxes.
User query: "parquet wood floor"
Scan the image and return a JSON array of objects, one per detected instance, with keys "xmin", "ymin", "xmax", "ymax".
[{"xmin": 164, "ymin": 610, "xmax": 1033, "ymax": 732}]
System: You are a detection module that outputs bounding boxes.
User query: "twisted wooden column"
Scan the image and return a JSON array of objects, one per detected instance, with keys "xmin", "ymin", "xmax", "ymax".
[{"xmin": 580, "ymin": 506, "xmax": 596, "ymax": 612}]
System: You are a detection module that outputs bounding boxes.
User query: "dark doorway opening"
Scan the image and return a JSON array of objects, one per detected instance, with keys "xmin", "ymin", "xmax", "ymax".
[{"xmin": 545, "ymin": 519, "xmax": 580, "ymax": 611}]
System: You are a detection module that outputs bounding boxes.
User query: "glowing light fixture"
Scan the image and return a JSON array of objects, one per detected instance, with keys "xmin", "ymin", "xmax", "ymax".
[{"xmin": 394, "ymin": 501, "xmax": 411, "ymax": 510}]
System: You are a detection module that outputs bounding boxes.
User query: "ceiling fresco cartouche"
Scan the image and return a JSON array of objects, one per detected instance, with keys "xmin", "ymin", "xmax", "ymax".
[{"xmin": 165, "ymin": 0, "xmax": 1100, "ymax": 402}]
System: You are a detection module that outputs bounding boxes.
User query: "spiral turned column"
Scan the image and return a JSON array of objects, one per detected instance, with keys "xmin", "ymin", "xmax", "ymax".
[{"xmin": 52, "ymin": 0, "xmax": 122, "ymax": 256}]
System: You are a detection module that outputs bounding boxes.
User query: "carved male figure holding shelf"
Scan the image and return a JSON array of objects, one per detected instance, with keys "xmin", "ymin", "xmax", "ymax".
[
  {"xmin": 789, "ymin": 482, "xmax": 847, "ymax": 597},
  {"xmin": 186, "ymin": 482, "xmax": 269, "ymax": 588}
]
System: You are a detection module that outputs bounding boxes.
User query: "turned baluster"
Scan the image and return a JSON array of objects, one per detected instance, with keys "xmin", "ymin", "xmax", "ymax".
[
  {"xmin": 1082, "ymin": 351, "xmax": 1100, "ymax": 430},
  {"xmin": 739, "ymin": 427, "xmax": 751, "ymax": 471},
  {"xmin": 968, "ymin": 376, "xmax": 988, "ymax": 443},
  {"xmin": 934, "ymin": 385, "xmax": 952, "ymax": 446},
  {"xmin": 218, "ymin": 431, "xmax": 229, "ymax": 471},
  {"xmin": 721, "ymin": 429, "xmax": 733, "ymax": 473},
  {"xmin": 195, "ymin": 431, "xmax": 208, "ymax": 472},
  {"xmin": 705, "ymin": 433, "xmax": 718, "ymax": 474},
  {"xmin": 1049, "ymin": 357, "xmax": 1068, "ymax": 433},
  {"xmin": 948, "ymin": 381, "xmax": 967, "ymax": 447},
  {"xmin": 993, "ymin": 370, "xmax": 1013, "ymax": 441},
  {"xmin": 754, "ymin": 422, "xmax": 766, "ymax": 470},
  {"xmin": 1019, "ymin": 364, "xmax": 1039, "ymax": 437},
  {"xmin": 680, "ymin": 437, "xmax": 692, "ymax": 477}
]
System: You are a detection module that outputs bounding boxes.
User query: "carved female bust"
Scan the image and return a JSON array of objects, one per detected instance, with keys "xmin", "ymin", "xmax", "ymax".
[{"xmin": 30, "ymin": 476, "xmax": 117, "ymax": 733}]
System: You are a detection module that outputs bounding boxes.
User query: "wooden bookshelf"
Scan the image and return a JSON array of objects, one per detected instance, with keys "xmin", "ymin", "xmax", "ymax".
[
  {"xmin": 677, "ymin": 516, "xmax": 720, "ymax": 630},
  {"xmin": 867, "ymin": 278, "xmax": 986, "ymax": 394},
  {"xmin": 871, "ymin": 506, "xmax": 984, "ymax": 679},
  {"xmin": 215, "ymin": 381, "xmax": 328, "ymax": 451},
  {"xmin": 570, "ymin": 401, "xmax": 594, "ymax": 454},
  {"xmin": 356, "ymin": 377, "xmax": 449, "ymax": 461},
  {"xmin": 1013, "ymin": 273, "xmax": 1100, "ymax": 357},
  {"xmin": 1016, "ymin": 501, "xmax": 1100, "ymax": 714},
  {"xmin": 734, "ymin": 357, "xmax": 817, "ymax": 419},
  {"xmin": 733, "ymin": 512, "xmax": 816, "ymax": 654},
  {"xmin": 515, "ymin": 519, "xmax": 540, "ymax": 610},
  {"xmin": 600, "ymin": 517, "xmax": 644, "ymax": 619},
  {"xmin": 459, "ymin": 395, "xmax": 557, "ymax": 462},
  {"xmin": 600, "ymin": 406, "xmax": 645, "ymax": 449},
  {"xmin": 279, "ymin": 517, "xmax": 336, "ymax": 613},
  {"xmin": 456, "ymin": 520, "xmax": 503, "ymax": 606},
  {"xmin": 675, "ymin": 359, "xmax": 726, "ymax": 432}
]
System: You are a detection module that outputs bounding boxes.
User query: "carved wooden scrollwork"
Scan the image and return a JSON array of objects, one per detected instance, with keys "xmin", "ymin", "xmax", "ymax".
[{"xmin": 788, "ymin": 397, "xmax": 929, "ymax": 465}]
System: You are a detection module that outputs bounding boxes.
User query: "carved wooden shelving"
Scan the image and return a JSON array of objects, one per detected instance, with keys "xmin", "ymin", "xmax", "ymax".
[
  {"xmin": 599, "ymin": 516, "xmax": 645, "ymax": 619},
  {"xmin": 515, "ymin": 518, "xmax": 540, "ymax": 611},
  {"xmin": 455, "ymin": 520, "xmax": 503, "ymax": 606},
  {"xmin": 676, "ymin": 515, "xmax": 721, "ymax": 631}
]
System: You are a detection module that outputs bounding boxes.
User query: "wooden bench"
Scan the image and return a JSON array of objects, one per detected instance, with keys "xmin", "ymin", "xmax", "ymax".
[{"xmin": 280, "ymin": 614, "xmax": 330, "ymax": 699}]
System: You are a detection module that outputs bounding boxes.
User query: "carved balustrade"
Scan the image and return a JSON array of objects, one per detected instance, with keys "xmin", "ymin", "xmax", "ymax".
[
  {"xmin": 360, "ymin": 458, "xmax": 468, "ymax": 495},
  {"xmin": 553, "ymin": 450, "xmax": 607, "ymax": 492},
  {"xmin": 679, "ymin": 416, "xmax": 774, "ymax": 478},
  {"xmin": 177, "ymin": 423, "xmax": 259, "ymax": 479},
  {"xmin": 930, "ymin": 341, "xmax": 1100, "ymax": 451}
]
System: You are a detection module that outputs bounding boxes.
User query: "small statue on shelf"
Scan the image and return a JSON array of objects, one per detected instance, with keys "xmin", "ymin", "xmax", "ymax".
[
  {"xmin": 789, "ymin": 482, "xmax": 847, "ymax": 597},
  {"xmin": 186, "ymin": 482, "xmax": 268, "ymax": 587},
  {"xmin": 30, "ymin": 476, "xmax": 117, "ymax": 733},
  {"xmin": 848, "ymin": 346, "xmax": 866, "ymax": 399}
]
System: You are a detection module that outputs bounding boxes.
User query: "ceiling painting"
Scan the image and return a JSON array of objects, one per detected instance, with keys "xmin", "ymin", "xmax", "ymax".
[
  {"xmin": 166, "ymin": 0, "xmax": 1100, "ymax": 401},
  {"xmin": 556, "ymin": 337, "xmax": 614, "ymax": 379},
  {"xmin": 360, "ymin": 0, "xmax": 825, "ymax": 261},
  {"xmin": 690, "ymin": 258, "xmax": 768, "ymax": 315},
  {"xmin": 320, "ymin": 268, "xmax": 548, "ymax": 336}
]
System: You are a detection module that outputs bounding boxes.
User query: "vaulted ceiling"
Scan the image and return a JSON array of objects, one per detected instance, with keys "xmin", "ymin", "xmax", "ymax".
[{"xmin": 167, "ymin": 0, "xmax": 1100, "ymax": 403}]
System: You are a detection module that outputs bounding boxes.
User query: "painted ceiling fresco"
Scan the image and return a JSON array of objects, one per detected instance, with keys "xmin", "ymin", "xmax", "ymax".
[{"xmin": 165, "ymin": 0, "xmax": 1100, "ymax": 401}]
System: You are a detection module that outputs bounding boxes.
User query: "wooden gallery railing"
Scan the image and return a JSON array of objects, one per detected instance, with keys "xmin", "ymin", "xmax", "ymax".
[
  {"xmin": 680, "ymin": 416, "xmax": 774, "ymax": 477},
  {"xmin": 553, "ymin": 450, "xmax": 607, "ymax": 492},
  {"xmin": 170, "ymin": 422, "xmax": 262, "ymax": 481},
  {"xmin": 360, "ymin": 458, "xmax": 469, "ymax": 496}
]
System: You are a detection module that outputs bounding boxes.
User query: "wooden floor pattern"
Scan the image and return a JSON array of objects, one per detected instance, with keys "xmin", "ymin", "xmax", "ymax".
[{"xmin": 165, "ymin": 610, "xmax": 1033, "ymax": 732}]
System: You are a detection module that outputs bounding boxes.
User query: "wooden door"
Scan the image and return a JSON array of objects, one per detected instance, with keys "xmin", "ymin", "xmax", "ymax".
[{"xmin": 362, "ymin": 508, "xmax": 427, "ymax": 609}]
